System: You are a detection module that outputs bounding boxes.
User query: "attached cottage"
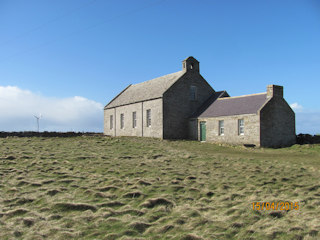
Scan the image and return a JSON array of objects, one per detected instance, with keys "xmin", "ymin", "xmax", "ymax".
[{"xmin": 104, "ymin": 57, "xmax": 296, "ymax": 147}]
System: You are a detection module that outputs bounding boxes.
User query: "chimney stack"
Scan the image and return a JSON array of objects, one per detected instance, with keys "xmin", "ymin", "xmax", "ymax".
[{"xmin": 267, "ymin": 85, "xmax": 283, "ymax": 98}]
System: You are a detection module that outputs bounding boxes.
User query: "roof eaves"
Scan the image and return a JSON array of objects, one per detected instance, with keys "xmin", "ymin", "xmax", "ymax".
[
  {"xmin": 104, "ymin": 96, "xmax": 163, "ymax": 109},
  {"xmin": 198, "ymin": 112, "xmax": 258, "ymax": 119}
]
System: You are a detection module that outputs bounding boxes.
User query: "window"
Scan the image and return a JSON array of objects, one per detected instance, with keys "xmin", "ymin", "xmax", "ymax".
[
  {"xmin": 146, "ymin": 109, "xmax": 151, "ymax": 127},
  {"xmin": 219, "ymin": 120, "xmax": 224, "ymax": 136},
  {"xmin": 110, "ymin": 115, "xmax": 113, "ymax": 129},
  {"xmin": 120, "ymin": 113, "xmax": 124, "ymax": 129},
  {"xmin": 238, "ymin": 119, "xmax": 244, "ymax": 135},
  {"xmin": 132, "ymin": 111, "xmax": 137, "ymax": 128},
  {"xmin": 190, "ymin": 86, "xmax": 197, "ymax": 101}
]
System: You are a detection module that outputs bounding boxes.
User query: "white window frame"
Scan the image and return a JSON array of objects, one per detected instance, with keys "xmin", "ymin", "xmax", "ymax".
[
  {"xmin": 120, "ymin": 113, "xmax": 124, "ymax": 129},
  {"xmin": 219, "ymin": 120, "xmax": 224, "ymax": 136},
  {"xmin": 238, "ymin": 119, "xmax": 244, "ymax": 135},
  {"xmin": 110, "ymin": 115, "xmax": 113, "ymax": 129},
  {"xmin": 146, "ymin": 109, "xmax": 151, "ymax": 127},
  {"xmin": 190, "ymin": 85, "xmax": 197, "ymax": 101},
  {"xmin": 132, "ymin": 111, "xmax": 137, "ymax": 128}
]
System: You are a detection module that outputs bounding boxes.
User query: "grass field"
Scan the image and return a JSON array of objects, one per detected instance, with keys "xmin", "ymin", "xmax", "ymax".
[{"xmin": 0, "ymin": 136, "xmax": 320, "ymax": 240}]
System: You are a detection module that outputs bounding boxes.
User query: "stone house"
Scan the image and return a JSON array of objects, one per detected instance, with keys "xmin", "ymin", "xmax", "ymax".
[{"xmin": 104, "ymin": 57, "xmax": 296, "ymax": 147}]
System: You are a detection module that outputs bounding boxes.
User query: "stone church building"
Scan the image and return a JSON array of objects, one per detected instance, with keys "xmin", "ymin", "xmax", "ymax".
[{"xmin": 104, "ymin": 57, "xmax": 296, "ymax": 147}]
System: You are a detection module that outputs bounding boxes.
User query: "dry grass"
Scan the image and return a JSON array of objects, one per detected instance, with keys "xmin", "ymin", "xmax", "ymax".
[{"xmin": 0, "ymin": 136, "xmax": 320, "ymax": 239}]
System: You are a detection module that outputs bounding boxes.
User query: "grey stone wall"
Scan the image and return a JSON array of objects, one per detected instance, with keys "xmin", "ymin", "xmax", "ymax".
[
  {"xmin": 196, "ymin": 114, "xmax": 260, "ymax": 146},
  {"xmin": 142, "ymin": 98, "xmax": 163, "ymax": 138},
  {"xmin": 260, "ymin": 97, "xmax": 296, "ymax": 147},
  {"xmin": 163, "ymin": 71, "xmax": 214, "ymax": 139},
  {"xmin": 188, "ymin": 119, "xmax": 198, "ymax": 140},
  {"xmin": 104, "ymin": 108, "xmax": 115, "ymax": 136},
  {"xmin": 103, "ymin": 98, "xmax": 163, "ymax": 138}
]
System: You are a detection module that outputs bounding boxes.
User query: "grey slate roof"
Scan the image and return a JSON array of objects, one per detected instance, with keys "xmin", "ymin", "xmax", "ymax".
[
  {"xmin": 105, "ymin": 71, "xmax": 185, "ymax": 109},
  {"xmin": 190, "ymin": 90, "xmax": 229, "ymax": 118},
  {"xmin": 198, "ymin": 93, "xmax": 268, "ymax": 118}
]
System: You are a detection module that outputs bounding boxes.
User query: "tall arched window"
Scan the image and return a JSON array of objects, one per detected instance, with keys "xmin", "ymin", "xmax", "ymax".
[{"xmin": 190, "ymin": 86, "xmax": 197, "ymax": 101}]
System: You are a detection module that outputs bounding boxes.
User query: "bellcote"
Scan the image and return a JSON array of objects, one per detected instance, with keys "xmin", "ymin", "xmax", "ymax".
[{"xmin": 182, "ymin": 56, "xmax": 199, "ymax": 73}]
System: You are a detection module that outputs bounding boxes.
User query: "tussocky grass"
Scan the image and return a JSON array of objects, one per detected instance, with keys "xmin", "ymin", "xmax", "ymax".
[{"xmin": 0, "ymin": 136, "xmax": 319, "ymax": 239}]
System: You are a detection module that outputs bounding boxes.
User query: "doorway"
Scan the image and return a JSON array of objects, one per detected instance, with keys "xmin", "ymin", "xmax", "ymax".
[{"xmin": 200, "ymin": 121, "xmax": 206, "ymax": 141}]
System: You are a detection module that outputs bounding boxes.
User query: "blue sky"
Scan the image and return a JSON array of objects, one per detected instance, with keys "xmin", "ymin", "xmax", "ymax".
[{"xmin": 1, "ymin": 0, "xmax": 319, "ymax": 133}]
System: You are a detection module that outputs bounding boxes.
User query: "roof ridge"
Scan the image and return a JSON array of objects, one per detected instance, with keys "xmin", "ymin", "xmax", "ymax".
[
  {"xmin": 131, "ymin": 70, "xmax": 183, "ymax": 86},
  {"xmin": 198, "ymin": 91, "xmax": 268, "ymax": 118},
  {"xmin": 105, "ymin": 70, "xmax": 185, "ymax": 109},
  {"xmin": 217, "ymin": 92, "xmax": 266, "ymax": 100}
]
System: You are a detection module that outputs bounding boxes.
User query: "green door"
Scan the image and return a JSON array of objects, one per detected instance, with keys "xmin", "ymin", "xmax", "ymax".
[{"xmin": 200, "ymin": 121, "xmax": 206, "ymax": 141}]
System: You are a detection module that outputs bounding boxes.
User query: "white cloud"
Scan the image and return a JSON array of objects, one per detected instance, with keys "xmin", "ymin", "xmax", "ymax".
[
  {"xmin": 1, "ymin": 86, "xmax": 318, "ymax": 134},
  {"xmin": 0, "ymin": 86, "xmax": 103, "ymax": 132},
  {"xmin": 289, "ymin": 102, "xmax": 320, "ymax": 134},
  {"xmin": 290, "ymin": 102, "xmax": 303, "ymax": 112}
]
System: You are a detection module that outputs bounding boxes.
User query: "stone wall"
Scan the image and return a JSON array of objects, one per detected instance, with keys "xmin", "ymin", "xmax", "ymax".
[
  {"xmin": 188, "ymin": 119, "xmax": 198, "ymax": 140},
  {"xmin": 196, "ymin": 114, "xmax": 260, "ymax": 146},
  {"xmin": 143, "ymin": 98, "xmax": 163, "ymax": 138},
  {"xmin": 0, "ymin": 131, "xmax": 102, "ymax": 138},
  {"xmin": 163, "ymin": 71, "xmax": 214, "ymax": 139},
  {"xmin": 103, "ymin": 98, "xmax": 163, "ymax": 138},
  {"xmin": 296, "ymin": 134, "xmax": 320, "ymax": 144},
  {"xmin": 104, "ymin": 108, "xmax": 115, "ymax": 136},
  {"xmin": 260, "ymin": 97, "xmax": 296, "ymax": 147}
]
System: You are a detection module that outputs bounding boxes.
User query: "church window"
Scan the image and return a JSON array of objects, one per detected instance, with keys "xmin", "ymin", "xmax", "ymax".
[
  {"xmin": 110, "ymin": 115, "xmax": 113, "ymax": 129},
  {"xmin": 132, "ymin": 112, "xmax": 137, "ymax": 128},
  {"xmin": 120, "ymin": 114, "xmax": 124, "ymax": 129},
  {"xmin": 219, "ymin": 120, "xmax": 224, "ymax": 136},
  {"xmin": 190, "ymin": 86, "xmax": 197, "ymax": 101},
  {"xmin": 238, "ymin": 119, "xmax": 244, "ymax": 135},
  {"xmin": 146, "ymin": 109, "xmax": 151, "ymax": 127}
]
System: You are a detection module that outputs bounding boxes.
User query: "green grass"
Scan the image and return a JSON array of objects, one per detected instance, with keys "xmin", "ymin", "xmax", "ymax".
[{"xmin": 0, "ymin": 136, "xmax": 320, "ymax": 239}]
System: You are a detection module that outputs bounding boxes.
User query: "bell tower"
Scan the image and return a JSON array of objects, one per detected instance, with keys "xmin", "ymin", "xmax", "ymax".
[{"xmin": 182, "ymin": 56, "xmax": 199, "ymax": 73}]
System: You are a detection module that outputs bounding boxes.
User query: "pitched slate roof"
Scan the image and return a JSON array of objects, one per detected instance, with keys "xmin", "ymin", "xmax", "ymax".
[
  {"xmin": 198, "ymin": 93, "xmax": 268, "ymax": 118},
  {"xmin": 190, "ymin": 90, "xmax": 229, "ymax": 118},
  {"xmin": 105, "ymin": 71, "xmax": 185, "ymax": 109}
]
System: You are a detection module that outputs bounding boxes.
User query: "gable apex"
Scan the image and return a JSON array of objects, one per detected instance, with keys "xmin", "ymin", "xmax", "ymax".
[
  {"xmin": 182, "ymin": 56, "xmax": 200, "ymax": 73},
  {"xmin": 183, "ymin": 56, "xmax": 198, "ymax": 62}
]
